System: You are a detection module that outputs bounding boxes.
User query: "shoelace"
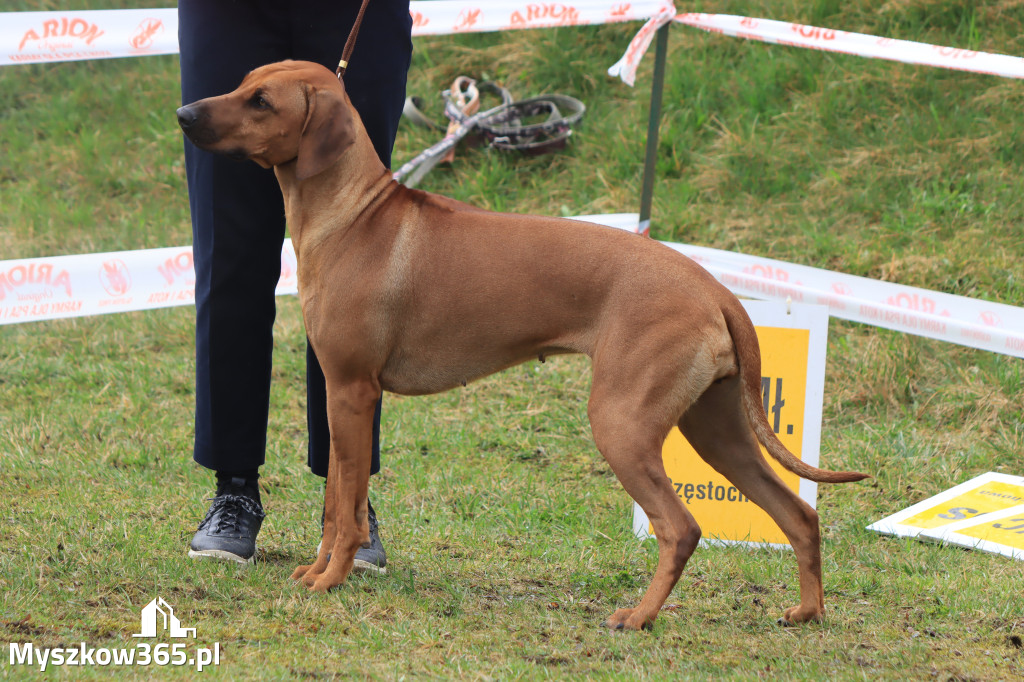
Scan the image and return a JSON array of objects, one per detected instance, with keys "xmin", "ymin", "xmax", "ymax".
[
  {"xmin": 198, "ymin": 494, "xmax": 266, "ymax": 534},
  {"xmin": 366, "ymin": 506, "xmax": 379, "ymax": 541}
]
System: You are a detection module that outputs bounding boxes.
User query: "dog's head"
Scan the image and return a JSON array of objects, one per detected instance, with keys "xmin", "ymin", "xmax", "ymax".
[{"xmin": 176, "ymin": 60, "xmax": 356, "ymax": 181}]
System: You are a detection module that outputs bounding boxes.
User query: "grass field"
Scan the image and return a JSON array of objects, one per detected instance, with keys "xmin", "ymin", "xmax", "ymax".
[{"xmin": 2, "ymin": 0, "xmax": 1023, "ymax": 679}]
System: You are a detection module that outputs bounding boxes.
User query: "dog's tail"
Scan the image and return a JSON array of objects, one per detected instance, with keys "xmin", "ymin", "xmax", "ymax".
[{"xmin": 721, "ymin": 298, "xmax": 870, "ymax": 484}]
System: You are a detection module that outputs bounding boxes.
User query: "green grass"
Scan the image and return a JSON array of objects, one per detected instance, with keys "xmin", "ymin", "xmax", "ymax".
[{"xmin": 2, "ymin": 0, "xmax": 1023, "ymax": 679}]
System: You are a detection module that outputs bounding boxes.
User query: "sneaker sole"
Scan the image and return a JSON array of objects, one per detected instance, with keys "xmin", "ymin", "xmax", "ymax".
[
  {"xmin": 188, "ymin": 548, "xmax": 256, "ymax": 565},
  {"xmin": 352, "ymin": 558, "xmax": 387, "ymax": 575},
  {"xmin": 315, "ymin": 542, "xmax": 387, "ymax": 575}
]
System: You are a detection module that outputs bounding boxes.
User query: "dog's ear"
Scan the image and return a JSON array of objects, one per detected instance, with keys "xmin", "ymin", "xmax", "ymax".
[{"xmin": 295, "ymin": 86, "xmax": 356, "ymax": 181}]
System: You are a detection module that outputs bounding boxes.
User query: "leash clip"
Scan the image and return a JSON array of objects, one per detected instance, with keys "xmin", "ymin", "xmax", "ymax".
[{"xmin": 336, "ymin": 0, "xmax": 370, "ymax": 79}]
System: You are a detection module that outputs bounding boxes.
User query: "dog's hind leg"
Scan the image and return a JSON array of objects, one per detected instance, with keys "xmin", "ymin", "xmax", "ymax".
[
  {"xmin": 678, "ymin": 374, "xmax": 825, "ymax": 625},
  {"xmin": 587, "ymin": 384, "xmax": 702, "ymax": 631}
]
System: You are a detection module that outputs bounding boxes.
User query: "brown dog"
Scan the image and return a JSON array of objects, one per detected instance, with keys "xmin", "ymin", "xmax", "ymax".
[{"xmin": 177, "ymin": 60, "xmax": 867, "ymax": 630}]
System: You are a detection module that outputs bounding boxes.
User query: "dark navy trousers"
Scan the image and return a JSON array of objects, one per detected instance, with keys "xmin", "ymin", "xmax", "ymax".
[{"xmin": 178, "ymin": 0, "xmax": 412, "ymax": 477}]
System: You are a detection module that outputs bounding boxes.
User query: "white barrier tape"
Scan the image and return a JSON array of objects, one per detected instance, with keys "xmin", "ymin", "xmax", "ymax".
[
  {"xmin": 0, "ymin": 10, "xmax": 178, "ymax": 65},
  {"xmin": 6, "ymin": 5, "xmax": 1023, "ymax": 88},
  {"xmin": 3, "ymin": 214, "xmax": 1022, "ymax": 359},
  {"xmin": 0, "ymin": 215, "xmax": 626, "ymax": 326},
  {"xmin": 1, "ymin": 2, "xmax": 671, "ymax": 67},
  {"xmin": 664, "ymin": 243, "xmax": 1024, "ymax": 359},
  {"xmin": 407, "ymin": 0, "xmax": 670, "ymax": 35},
  {"xmin": 0, "ymin": 244, "xmax": 289, "ymax": 324},
  {"xmin": 676, "ymin": 13, "xmax": 1024, "ymax": 79},
  {"xmin": 611, "ymin": 12, "xmax": 1024, "ymax": 85},
  {"xmin": 4, "ymin": 8, "xmax": 1019, "ymax": 354},
  {"xmin": 606, "ymin": 3, "xmax": 677, "ymax": 86}
]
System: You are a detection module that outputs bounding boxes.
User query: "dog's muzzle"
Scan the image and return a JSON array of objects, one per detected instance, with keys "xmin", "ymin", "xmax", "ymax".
[{"xmin": 176, "ymin": 104, "xmax": 219, "ymax": 147}]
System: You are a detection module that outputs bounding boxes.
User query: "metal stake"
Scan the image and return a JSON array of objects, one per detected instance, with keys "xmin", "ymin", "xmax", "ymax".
[{"xmin": 638, "ymin": 23, "xmax": 670, "ymax": 237}]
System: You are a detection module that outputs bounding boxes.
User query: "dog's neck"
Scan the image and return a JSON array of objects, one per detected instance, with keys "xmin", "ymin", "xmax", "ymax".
[{"xmin": 274, "ymin": 137, "xmax": 394, "ymax": 258}]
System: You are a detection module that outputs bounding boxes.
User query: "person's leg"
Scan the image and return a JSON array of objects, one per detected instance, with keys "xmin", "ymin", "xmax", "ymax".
[
  {"xmin": 290, "ymin": 0, "xmax": 414, "ymax": 167},
  {"xmin": 297, "ymin": 0, "xmax": 412, "ymax": 476},
  {"xmin": 180, "ymin": 0, "xmax": 290, "ymax": 563}
]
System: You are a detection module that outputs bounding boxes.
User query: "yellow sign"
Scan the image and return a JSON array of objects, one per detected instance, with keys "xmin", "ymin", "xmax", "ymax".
[
  {"xmin": 959, "ymin": 510, "xmax": 1024, "ymax": 546},
  {"xmin": 900, "ymin": 480, "xmax": 1024, "ymax": 530},
  {"xmin": 868, "ymin": 472, "xmax": 1024, "ymax": 539},
  {"xmin": 633, "ymin": 301, "xmax": 830, "ymax": 547},
  {"xmin": 920, "ymin": 503, "xmax": 1024, "ymax": 561}
]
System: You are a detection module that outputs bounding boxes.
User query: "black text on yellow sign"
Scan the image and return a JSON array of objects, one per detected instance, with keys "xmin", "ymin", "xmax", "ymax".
[{"xmin": 659, "ymin": 326, "xmax": 813, "ymax": 546}]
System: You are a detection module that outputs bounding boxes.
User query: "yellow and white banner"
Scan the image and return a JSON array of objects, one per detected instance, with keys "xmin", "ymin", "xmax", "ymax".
[{"xmin": 633, "ymin": 300, "xmax": 829, "ymax": 548}]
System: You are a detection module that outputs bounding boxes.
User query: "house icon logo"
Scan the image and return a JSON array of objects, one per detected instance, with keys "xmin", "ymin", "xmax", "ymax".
[{"xmin": 132, "ymin": 597, "xmax": 196, "ymax": 638}]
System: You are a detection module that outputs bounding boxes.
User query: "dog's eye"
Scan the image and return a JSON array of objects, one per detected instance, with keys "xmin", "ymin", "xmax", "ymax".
[{"xmin": 251, "ymin": 92, "xmax": 271, "ymax": 110}]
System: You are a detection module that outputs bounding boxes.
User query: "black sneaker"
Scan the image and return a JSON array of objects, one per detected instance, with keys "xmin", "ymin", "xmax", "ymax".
[
  {"xmin": 188, "ymin": 478, "xmax": 265, "ymax": 565},
  {"xmin": 317, "ymin": 499, "xmax": 387, "ymax": 575}
]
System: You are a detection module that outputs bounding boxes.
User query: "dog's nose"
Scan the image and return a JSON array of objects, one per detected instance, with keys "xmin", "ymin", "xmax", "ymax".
[{"xmin": 176, "ymin": 105, "xmax": 197, "ymax": 130}]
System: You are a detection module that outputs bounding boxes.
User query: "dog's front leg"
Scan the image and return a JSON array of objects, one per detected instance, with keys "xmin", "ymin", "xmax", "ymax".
[{"xmin": 290, "ymin": 378, "xmax": 379, "ymax": 592}]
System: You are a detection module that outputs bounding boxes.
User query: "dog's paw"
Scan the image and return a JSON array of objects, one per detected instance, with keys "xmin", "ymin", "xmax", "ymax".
[
  {"xmin": 308, "ymin": 579, "xmax": 331, "ymax": 593},
  {"xmin": 778, "ymin": 605, "xmax": 824, "ymax": 626},
  {"xmin": 301, "ymin": 571, "xmax": 324, "ymax": 588},
  {"xmin": 309, "ymin": 572, "xmax": 347, "ymax": 593},
  {"xmin": 290, "ymin": 564, "xmax": 312, "ymax": 580},
  {"xmin": 601, "ymin": 608, "xmax": 653, "ymax": 632}
]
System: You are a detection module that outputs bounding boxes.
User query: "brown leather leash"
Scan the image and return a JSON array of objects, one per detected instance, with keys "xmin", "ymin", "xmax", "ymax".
[{"xmin": 336, "ymin": 0, "xmax": 372, "ymax": 79}]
